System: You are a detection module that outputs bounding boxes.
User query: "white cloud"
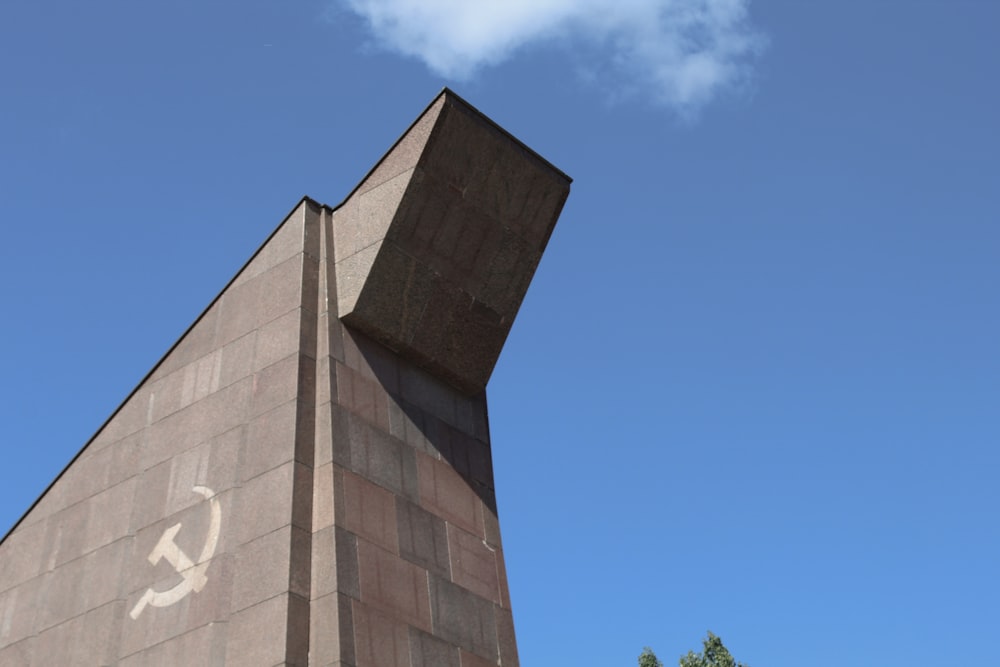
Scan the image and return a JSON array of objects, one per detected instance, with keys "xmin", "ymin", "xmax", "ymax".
[{"xmin": 339, "ymin": 0, "xmax": 765, "ymax": 114}]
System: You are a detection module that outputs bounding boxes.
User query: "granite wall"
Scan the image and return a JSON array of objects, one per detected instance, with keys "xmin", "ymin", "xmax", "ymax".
[{"xmin": 0, "ymin": 89, "xmax": 569, "ymax": 666}]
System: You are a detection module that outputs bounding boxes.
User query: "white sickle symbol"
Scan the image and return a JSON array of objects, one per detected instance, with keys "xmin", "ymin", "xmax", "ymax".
[{"xmin": 129, "ymin": 485, "xmax": 221, "ymax": 619}]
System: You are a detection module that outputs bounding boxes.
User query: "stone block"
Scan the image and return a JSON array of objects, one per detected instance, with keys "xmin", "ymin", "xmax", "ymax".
[
  {"xmin": 336, "ymin": 361, "xmax": 385, "ymax": 428},
  {"xmin": 448, "ymin": 523, "xmax": 500, "ymax": 604},
  {"xmin": 40, "ymin": 500, "xmax": 90, "ymax": 571},
  {"xmin": 289, "ymin": 525, "xmax": 312, "ymax": 602},
  {"xmin": 118, "ymin": 621, "xmax": 225, "ymax": 667},
  {"xmin": 453, "ymin": 392, "xmax": 486, "ymax": 440},
  {"xmin": 410, "ymin": 626, "xmax": 461, "ymax": 667},
  {"xmin": 255, "ymin": 255, "xmax": 308, "ymax": 329},
  {"xmin": 287, "ymin": 591, "xmax": 311, "ymax": 666},
  {"xmin": 362, "ymin": 95, "xmax": 446, "ymax": 194},
  {"xmin": 398, "ymin": 353, "xmax": 458, "ymax": 426},
  {"xmin": 250, "ymin": 353, "xmax": 307, "ymax": 419},
  {"xmin": 300, "ymin": 256, "xmax": 321, "ymax": 323},
  {"xmin": 341, "ymin": 469, "xmax": 398, "ymax": 554},
  {"xmin": 462, "ymin": 648, "xmax": 499, "ymax": 667},
  {"xmin": 496, "ymin": 606, "xmax": 519, "ymax": 667},
  {"xmin": 317, "ymin": 353, "xmax": 333, "ymax": 404},
  {"xmin": 309, "ymin": 592, "xmax": 339, "ymax": 665},
  {"xmin": 236, "ymin": 462, "xmax": 297, "ymax": 546},
  {"xmin": 311, "ymin": 526, "xmax": 335, "ymax": 600},
  {"xmin": 387, "ymin": 394, "xmax": 410, "ymax": 443},
  {"xmin": 313, "ymin": 461, "xmax": 335, "ymax": 533},
  {"xmin": 315, "ymin": 401, "xmax": 335, "ymax": 468},
  {"xmin": 324, "ymin": 301, "xmax": 346, "ymax": 364},
  {"xmin": 148, "ymin": 350, "xmax": 223, "ymax": 424},
  {"xmin": 218, "ymin": 253, "xmax": 305, "ymax": 346},
  {"xmin": 356, "ymin": 538, "xmax": 431, "ymax": 633},
  {"xmin": 36, "ymin": 553, "xmax": 86, "ymax": 631},
  {"xmin": 38, "ymin": 537, "xmax": 127, "ymax": 632},
  {"xmin": 44, "ymin": 444, "xmax": 115, "ymax": 515},
  {"xmin": 84, "ymin": 537, "xmax": 133, "ymax": 610},
  {"xmin": 347, "ymin": 412, "xmax": 419, "ymax": 502},
  {"xmin": 244, "ymin": 399, "xmax": 300, "ymax": 480},
  {"xmin": 255, "ymin": 308, "xmax": 307, "ymax": 372},
  {"xmin": 396, "ymin": 496, "xmax": 450, "ymax": 579},
  {"xmin": 338, "ymin": 591, "xmax": 357, "ymax": 665},
  {"xmin": 0, "ymin": 637, "xmax": 32, "ymax": 665},
  {"xmin": 90, "ymin": 428, "xmax": 142, "ymax": 494},
  {"xmin": 31, "ymin": 600, "xmax": 123, "ymax": 667},
  {"xmin": 356, "ymin": 169, "xmax": 413, "ymax": 255},
  {"xmin": 96, "ymin": 384, "xmax": 150, "ymax": 446},
  {"xmin": 483, "ymin": 503, "xmax": 502, "ymax": 550},
  {"xmin": 396, "ymin": 398, "xmax": 441, "ymax": 459},
  {"xmin": 149, "ymin": 303, "xmax": 221, "ymax": 382},
  {"xmin": 351, "ymin": 600, "xmax": 411, "ymax": 667},
  {"xmin": 215, "ymin": 274, "xmax": 264, "ymax": 347},
  {"xmin": 0, "ymin": 519, "xmax": 45, "ymax": 593},
  {"xmin": 231, "ymin": 525, "xmax": 295, "ymax": 613},
  {"xmin": 232, "ymin": 199, "xmax": 309, "ymax": 289},
  {"xmin": 335, "ymin": 241, "xmax": 383, "ymax": 314},
  {"xmin": 343, "ymin": 326, "xmax": 401, "ymax": 395},
  {"xmin": 142, "ymin": 376, "xmax": 253, "ymax": 471},
  {"xmin": 335, "ymin": 527, "xmax": 361, "ymax": 601},
  {"xmin": 429, "ymin": 574, "xmax": 498, "ymax": 660},
  {"xmin": 0, "ymin": 575, "xmax": 43, "ymax": 649},
  {"xmin": 226, "ymin": 593, "xmax": 292, "ymax": 666},
  {"xmin": 292, "ymin": 458, "xmax": 315, "ymax": 533},
  {"xmin": 331, "ymin": 196, "xmax": 360, "ymax": 263},
  {"xmin": 443, "ymin": 427, "xmax": 495, "ymax": 490},
  {"xmin": 130, "ymin": 433, "xmax": 241, "ymax": 532},
  {"xmin": 218, "ymin": 329, "xmax": 257, "ymax": 388},
  {"xmin": 417, "ymin": 451, "xmax": 484, "ymax": 538},
  {"xmin": 185, "ymin": 553, "xmax": 236, "ymax": 630},
  {"xmin": 79, "ymin": 477, "xmax": 136, "ymax": 560},
  {"xmin": 324, "ymin": 402, "xmax": 355, "ymax": 470},
  {"xmin": 496, "ymin": 547, "xmax": 512, "ymax": 611}
]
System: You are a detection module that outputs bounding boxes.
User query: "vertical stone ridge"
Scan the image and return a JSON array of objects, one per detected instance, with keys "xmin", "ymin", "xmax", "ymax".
[
  {"xmin": 285, "ymin": 200, "xmax": 322, "ymax": 666},
  {"xmin": 310, "ymin": 203, "xmax": 359, "ymax": 666}
]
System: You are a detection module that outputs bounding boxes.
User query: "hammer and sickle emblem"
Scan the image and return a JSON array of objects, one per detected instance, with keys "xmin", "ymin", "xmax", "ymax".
[{"xmin": 129, "ymin": 485, "xmax": 222, "ymax": 619}]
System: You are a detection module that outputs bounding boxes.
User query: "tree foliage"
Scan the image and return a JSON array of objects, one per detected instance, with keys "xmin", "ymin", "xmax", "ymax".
[
  {"xmin": 638, "ymin": 632, "xmax": 748, "ymax": 667},
  {"xmin": 639, "ymin": 647, "xmax": 664, "ymax": 667},
  {"xmin": 678, "ymin": 631, "xmax": 749, "ymax": 667}
]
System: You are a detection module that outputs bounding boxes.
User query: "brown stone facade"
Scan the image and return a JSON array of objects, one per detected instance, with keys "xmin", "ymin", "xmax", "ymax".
[{"xmin": 0, "ymin": 90, "xmax": 569, "ymax": 666}]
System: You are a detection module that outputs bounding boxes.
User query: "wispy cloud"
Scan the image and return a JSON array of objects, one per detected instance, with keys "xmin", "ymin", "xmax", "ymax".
[{"xmin": 338, "ymin": 0, "xmax": 765, "ymax": 115}]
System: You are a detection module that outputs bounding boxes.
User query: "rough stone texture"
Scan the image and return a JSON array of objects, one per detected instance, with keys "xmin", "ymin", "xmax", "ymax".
[
  {"xmin": 0, "ymin": 88, "xmax": 569, "ymax": 665},
  {"xmin": 336, "ymin": 91, "xmax": 571, "ymax": 394}
]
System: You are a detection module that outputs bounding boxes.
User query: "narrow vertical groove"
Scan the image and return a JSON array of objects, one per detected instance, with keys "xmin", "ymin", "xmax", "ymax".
[
  {"xmin": 287, "ymin": 202, "xmax": 322, "ymax": 665},
  {"xmin": 311, "ymin": 205, "xmax": 333, "ymax": 666},
  {"xmin": 309, "ymin": 204, "xmax": 353, "ymax": 665}
]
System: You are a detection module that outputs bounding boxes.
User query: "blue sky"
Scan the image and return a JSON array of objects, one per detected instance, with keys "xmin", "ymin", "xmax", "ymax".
[{"xmin": 2, "ymin": 1, "xmax": 998, "ymax": 665}]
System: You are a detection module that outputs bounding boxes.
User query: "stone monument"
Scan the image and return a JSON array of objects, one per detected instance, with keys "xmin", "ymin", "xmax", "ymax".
[{"xmin": 0, "ymin": 89, "xmax": 570, "ymax": 666}]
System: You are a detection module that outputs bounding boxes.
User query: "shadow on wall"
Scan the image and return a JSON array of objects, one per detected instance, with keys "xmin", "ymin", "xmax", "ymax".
[{"xmin": 349, "ymin": 326, "xmax": 500, "ymax": 518}]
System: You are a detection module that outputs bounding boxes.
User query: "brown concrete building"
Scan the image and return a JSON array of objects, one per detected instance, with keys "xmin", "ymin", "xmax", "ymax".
[{"xmin": 0, "ymin": 89, "xmax": 570, "ymax": 666}]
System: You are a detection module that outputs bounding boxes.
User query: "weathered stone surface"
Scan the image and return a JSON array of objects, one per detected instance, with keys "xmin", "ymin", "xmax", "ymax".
[
  {"xmin": 396, "ymin": 496, "xmax": 451, "ymax": 578},
  {"xmin": 411, "ymin": 626, "xmax": 462, "ymax": 667},
  {"xmin": 0, "ymin": 89, "xmax": 568, "ymax": 665},
  {"xmin": 429, "ymin": 574, "xmax": 500, "ymax": 661},
  {"xmin": 336, "ymin": 90, "xmax": 571, "ymax": 394}
]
